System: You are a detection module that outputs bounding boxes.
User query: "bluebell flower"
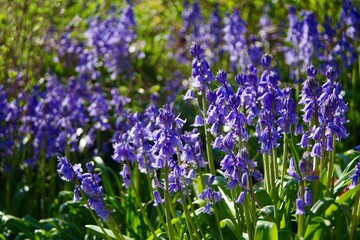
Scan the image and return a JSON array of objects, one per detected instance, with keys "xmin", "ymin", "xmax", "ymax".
[
  {"xmin": 350, "ymin": 160, "xmax": 360, "ymax": 189},
  {"xmin": 223, "ymin": 10, "xmax": 248, "ymax": 72},
  {"xmin": 296, "ymin": 197, "xmax": 305, "ymax": 215},
  {"xmin": 57, "ymin": 156, "xmax": 74, "ymax": 182},
  {"xmin": 192, "ymin": 115, "xmax": 204, "ymax": 127},
  {"xmin": 235, "ymin": 191, "xmax": 246, "ymax": 205},
  {"xmin": 88, "ymin": 197, "xmax": 109, "ymax": 221},
  {"xmin": 304, "ymin": 188, "xmax": 312, "ymax": 206},
  {"xmin": 261, "ymin": 53, "xmax": 272, "ymax": 67},
  {"xmin": 153, "ymin": 190, "xmax": 164, "ymax": 206},
  {"xmin": 248, "ymin": 35, "xmax": 263, "ymax": 66},
  {"xmin": 183, "ymin": 89, "xmax": 196, "ymax": 100},
  {"xmin": 190, "ymin": 42, "xmax": 214, "ymax": 92},
  {"xmin": 202, "ymin": 202, "xmax": 212, "ymax": 215},
  {"xmin": 287, "ymin": 154, "xmax": 318, "ymax": 183},
  {"xmin": 120, "ymin": 164, "xmax": 132, "ymax": 188},
  {"xmin": 57, "ymin": 157, "xmax": 109, "ymax": 221}
]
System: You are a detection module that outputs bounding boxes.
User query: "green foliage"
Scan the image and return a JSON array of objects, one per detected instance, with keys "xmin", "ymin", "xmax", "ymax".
[{"xmin": 254, "ymin": 220, "xmax": 278, "ymax": 240}]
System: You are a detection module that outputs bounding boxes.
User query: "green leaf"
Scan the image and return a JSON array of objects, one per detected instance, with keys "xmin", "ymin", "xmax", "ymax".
[
  {"xmin": 304, "ymin": 216, "xmax": 331, "ymax": 240},
  {"xmin": 333, "ymin": 205, "xmax": 351, "ymax": 240},
  {"xmin": 278, "ymin": 230, "xmax": 293, "ymax": 240},
  {"xmin": 220, "ymin": 219, "xmax": 244, "ymax": 240},
  {"xmin": 340, "ymin": 155, "xmax": 359, "ymax": 178},
  {"xmin": 322, "ymin": 185, "xmax": 360, "ymax": 220},
  {"xmin": 288, "ymin": 136, "xmax": 301, "ymax": 167},
  {"xmin": 254, "ymin": 189, "xmax": 273, "ymax": 207},
  {"xmin": 260, "ymin": 205, "xmax": 276, "ymax": 222},
  {"xmin": 85, "ymin": 225, "xmax": 133, "ymax": 240},
  {"xmin": 336, "ymin": 184, "xmax": 360, "ymax": 205},
  {"xmin": 310, "ymin": 197, "xmax": 334, "ymax": 216},
  {"xmin": 2, "ymin": 215, "xmax": 35, "ymax": 239},
  {"xmin": 254, "ymin": 220, "xmax": 278, "ymax": 240},
  {"xmin": 217, "ymin": 187, "xmax": 236, "ymax": 220}
]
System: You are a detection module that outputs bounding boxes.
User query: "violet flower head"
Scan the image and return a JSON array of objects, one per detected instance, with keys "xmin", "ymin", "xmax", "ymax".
[
  {"xmin": 57, "ymin": 156, "xmax": 74, "ymax": 182},
  {"xmin": 296, "ymin": 197, "xmax": 305, "ymax": 215},
  {"xmin": 153, "ymin": 190, "xmax": 164, "ymax": 206},
  {"xmin": 57, "ymin": 158, "xmax": 109, "ymax": 221},
  {"xmin": 298, "ymin": 10, "xmax": 323, "ymax": 71},
  {"xmin": 201, "ymin": 3, "xmax": 223, "ymax": 63},
  {"xmin": 287, "ymin": 153, "xmax": 318, "ymax": 183},
  {"xmin": 202, "ymin": 202, "xmax": 212, "ymax": 215},
  {"xmin": 317, "ymin": 65, "xmax": 349, "ymax": 143},
  {"xmin": 304, "ymin": 188, "xmax": 312, "ymax": 206},
  {"xmin": 299, "ymin": 65, "xmax": 321, "ymax": 124},
  {"xmin": 180, "ymin": 0, "xmax": 203, "ymax": 39},
  {"xmin": 235, "ymin": 191, "xmax": 246, "ymax": 205},
  {"xmin": 223, "ymin": 10, "xmax": 248, "ymax": 72},
  {"xmin": 350, "ymin": 160, "xmax": 360, "ymax": 189},
  {"xmin": 190, "ymin": 42, "xmax": 214, "ymax": 92},
  {"xmin": 261, "ymin": 53, "xmax": 272, "ymax": 67}
]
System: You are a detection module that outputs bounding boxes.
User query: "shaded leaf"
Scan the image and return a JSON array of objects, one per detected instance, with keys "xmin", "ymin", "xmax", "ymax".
[{"xmin": 254, "ymin": 220, "xmax": 278, "ymax": 240}]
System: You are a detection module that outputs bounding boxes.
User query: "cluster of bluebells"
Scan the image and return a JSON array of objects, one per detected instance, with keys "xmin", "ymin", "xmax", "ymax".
[
  {"xmin": 198, "ymin": 175, "xmax": 222, "ymax": 214},
  {"xmin": 185, "ymin": 41, "xmax": 349, "ymax": 217},
  {"xmin": 284, "ymin": 7, "xmax": 324, "ymax": 78},
  {"xmin": 171, "ymin": 1, "xmax": 359, "ymax": 76},
  {"xmin": 20, "ymin": 74, "xmax": 88, "ymax": 159},
  {"xmin": 299, "ymin": 65, "xmax": 348, "ymax": 158},
  {"xmin": 285, "ymin": 2, "xmax": 360, "ymax": 79},
  {"xmin": 0, "ymin": 3, "xmax": 140, "ymax": 166},
  {"xmin": 57, "ymin": 156, "xmax": 109, "ymax": 220},
  {"xmin": 150, "ymin": 105, "xmax": 194, "ymax": 197},
  {"xmin": 223, "ymin": 10, "xmax": 248, "ymax": 72},
  {"xmin": 83, "ymin": 2, "xmax": 136, "ymax": 80},
  {"xmin": 54, "ymin": 2, "xmax": 137, "ymax": 81},
  {"xmin": 256, "ymin": 55, "xmax": 289, "ymax": 153},
  {"xmin": 0, "ymin": 86, "xmax": 21, "ymax": 159},
  {"xmin": 112, "ymin": 109, "xmax": 157, "ymax": 188},
  {"xmin": 170, "ymin": 1, "xmax": 224, "ymax": 64},
  {"xmin": 287, "ymin": 153, "xmax": 318, "ymax": 215},
  {"xmin": 111, "ymin": 100, "xmax": 207, "ymax": 206},
  {"xmin": 18, "ymin": 73, "xmax": 113, "ymax": 162},
  {"xmin": 187, "ymin": 42, "xmax": 264, "ymax": 206}
]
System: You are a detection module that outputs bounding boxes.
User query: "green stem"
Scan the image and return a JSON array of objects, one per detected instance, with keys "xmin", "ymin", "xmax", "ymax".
[
  {"xmin": 232, "ymin": 191, "xmax": 244, "ymax": 234},
  {"xmin": 298, "ymin": 184, "xmax": 305, "ymax": 239},
  {"xmin": 142, "ymin": 151, "xmax": 166, "ymax": 228},
  {"xmin": 280, "ymin": 134, "xmax": 288, "ymax": 196},
  {"xmin": 6, "ymin": 164, "xmax": 11, "ymax": 213},
  {"xmin": 164, "ymin": 163, "xmax": 175, "ymax": 240},
  {"xmin": 272, "ymin": 148, "xmax": 279, "ymax": 179},
  {"xmin": 180, "ymin": 193, "xmax": 197, "ymax": 240},
  {"xmin": 243, "ymin": 193, "xmax": 254, "ymax": 240},
  {"xmin": 312, "ymin": 156, "xmax": 320, "ymax": 203},
  {"xmin": 201, "ymin": 86, "xmax": 215, "ymax": 175},
  {"xmin": 185, "ymin": 186, "xmax": 206, "ymax": 239},
  {"xmin": 78, "ymin": 189, "xmax": 112, "ymax": 240},
  {"xmin": 129, "ymin": 173, "xmax": 157, "ymax": 239},
  {"xmin": 326, "ymin": 137, "xmax": 336, "ymax": 196},
  {"xmin": 212, "ymin": 200, "xmax": 224, "ymax": 240},
  {"xmin": 263, "ymin": 154, "xmax": 271, "ymax": 193},
  {"xmin": 107, "ymin": 216, "xmax": 126, "ymax": 240},
  {"xmin": 248, "ymin": 177, "xmax": 257, "ymax": 225},
  {"xmin": 268, "ymin": 153, "xmax": 276, "ymax": 193},
  {"xmin": 271, "ymin": 148, "xmax": 280, "ymax": 227},
  {"xmin": 349, "ymin": 191, "xmax": 360, "ymax": 240},
  {"xmin": 191, "ymin": 144, "xmax": 206, "ymax": 190}
]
